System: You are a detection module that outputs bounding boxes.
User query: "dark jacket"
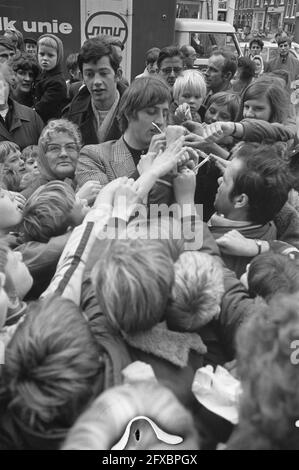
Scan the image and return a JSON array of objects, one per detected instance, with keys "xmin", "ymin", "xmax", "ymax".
[
  {"xmin": 0, "ymin": 98, "xmax": 44, "ymax": 150},
  {"xmin": 65, "ymin": 81, "xmax": 126, "ymax": 146},
  {"xmin": 34, "ymin": 69, "xmax": 67, "ymax": 123}
]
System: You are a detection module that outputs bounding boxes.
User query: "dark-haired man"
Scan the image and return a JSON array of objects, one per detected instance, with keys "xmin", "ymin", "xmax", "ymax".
[{"xmin": 65, "ymin": 37, "xmax": 126, "ymax": 145}]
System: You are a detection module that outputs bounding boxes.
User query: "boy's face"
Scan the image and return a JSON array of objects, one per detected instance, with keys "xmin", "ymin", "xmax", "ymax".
[
  {"xmin": 178, "ymin": 91, "xmax": 203, "ymax": 112},
  {"xmin": 0, "ymin": 72, "xmax": 10, "ymax": 105},
  {"xmin": 4, "ymin": 148, "xmax": 26, "ymax": 174},
  {"xmin": 205, "ymin": 102, "xmax": 231, "ymax": 124},
  {"xmin": 38, "ymin": 45, "xmax": 58, "ymax": 71},
  {"xmin": 128, "ymin": 101, "xmax": 169, "ymax": 148},
  {"xmin": 0, "ymin": 188, "xmax": 23, "ymax": 230},
  {"xmin": 250, "ymin": 42, "xmax": 262, "ymax": 56},
  {"xmin": 25, "ymin": 43, "xmax": 37, "ymax": 56},
  {"xmin": 82, "ymin": 56, "xmax": 119, "ymax": 110},
  {"xmin": 24, "ymin": 155, "xmax": 38, "ymax": 174},
  {"xmin": 0, "ymin": 45, "xmax": 15, "ymax": 63},
  {"xmin": 45, "ymin": 132, "xmax": 78, "ymax": 179}
]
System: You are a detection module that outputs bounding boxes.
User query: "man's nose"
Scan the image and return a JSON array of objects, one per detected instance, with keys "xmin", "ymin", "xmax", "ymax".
[{"xmin": 93, "ymin": 73, "xmax": 103, "ymax": 85}]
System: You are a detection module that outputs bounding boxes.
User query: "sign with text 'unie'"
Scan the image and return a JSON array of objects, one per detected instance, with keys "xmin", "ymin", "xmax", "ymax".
[{"xmin": 0, "ymin": 0, "xmax": 81, "ymax": 72}]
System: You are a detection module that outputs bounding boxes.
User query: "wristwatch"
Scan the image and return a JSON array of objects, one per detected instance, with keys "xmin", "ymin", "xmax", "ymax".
[{"xmin": 254, "ymin": 239, "xmax": 262, "ymax": 255}]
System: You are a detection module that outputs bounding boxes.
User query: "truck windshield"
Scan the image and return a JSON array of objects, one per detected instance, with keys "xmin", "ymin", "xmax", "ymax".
[{"xmin": 190, "ymin": 32, "xmax": 239, "ymax": 59}]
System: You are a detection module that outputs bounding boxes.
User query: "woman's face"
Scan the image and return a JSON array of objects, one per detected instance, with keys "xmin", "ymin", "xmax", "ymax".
[
  {"xmin": 253, "ymin": 58, "xmax": 262, "ymax": 75},
  {"xmin": 45, "ymin": 132, "xmax": 79, "ymax": 179},
  {"xmin": 14, "ymin": 68, "xmax": 35, "ymax": 94},
  {"xmin": 243, "ymin": 95, "xmax": 272, "ymax": 122}
]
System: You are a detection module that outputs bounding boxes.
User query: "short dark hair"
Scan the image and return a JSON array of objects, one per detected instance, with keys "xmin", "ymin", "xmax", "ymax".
[
  {"xmin": 230, "ymin": 143, "xmax": 291, "ymax": 224},
  {"xmin": 211, "ymin": 49, "xmax": 237, "ymax": 78},
  {"xmin": 118, "ymin": 76, "xmax": 171, "ymax": 132},
  {"xmin": 237, "ymin": 56, "xmax": 256, "ymax": 81},
  {"xmin": 66, "ymin": 53, "xmax": 79, "ymax": 73},
  {"xmin": 249, "ymin": 38, "xmax": 264, "ymax": 50},
  {"xmin": 157, "ymin": 45, "xmax": 183, "ymax": 69},
  {"xmin": 208, "ymin": 91, "xmax": 240, "ymax": 121},
  {"xmin": 24, "ymin": 37, "xmax": 37, "ymax": 46},
  {"xmin": 78, "ymin": 37, "xmax": 121, "ymax": 73},
  {"xmin": 8, "ymin": 52, "xmax": 39, "ymax": 79},
  {"xmin": 248, "ymin": 252, "xmax": 299, "ymax": 301}
]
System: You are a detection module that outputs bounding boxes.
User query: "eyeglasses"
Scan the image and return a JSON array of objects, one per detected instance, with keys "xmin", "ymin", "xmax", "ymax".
[
  {"xmin": 160, "ymin": 67, "xmax": 183, "ymax": 75},
  {"xmin": 47, "ymin": 143, "xmax": 78, "ymax": 154}
]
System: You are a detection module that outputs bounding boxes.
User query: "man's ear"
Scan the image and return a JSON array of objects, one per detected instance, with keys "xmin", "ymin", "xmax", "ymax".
[
  {"xmin": 223, "ymin": 71, "xmax": 233, "ymax": 82},
  {"xmin": 116, "ymin": 68, "xmax": 123, "ymax": 81},
  {"xmin": 233, "ymin": 193, "xmax": 249, "ymax": 209}
]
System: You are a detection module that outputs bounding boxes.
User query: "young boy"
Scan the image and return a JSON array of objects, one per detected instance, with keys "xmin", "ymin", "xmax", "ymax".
[
  {"xmin": 170, "ymin": 69, "xmax": 207, "ymax": 125},
  {"xmin": 35, "ymin": 34, "xmax": 67, "ymax": 123},
  {"xmin": 22, "ymin": 180, "xmax": 89, "ymax": 243}
]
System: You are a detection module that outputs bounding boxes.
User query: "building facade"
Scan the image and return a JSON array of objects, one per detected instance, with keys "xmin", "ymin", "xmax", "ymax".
[
  {"xmin": 234, "ymin": 0, "xmax": 289, "ymax": 35},
  {"xmin": 284, "ymin": 0, "xmax": 297, "ymax": 35}
]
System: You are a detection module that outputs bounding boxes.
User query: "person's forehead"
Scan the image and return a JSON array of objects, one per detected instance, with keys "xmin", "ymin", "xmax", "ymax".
[
  {"xmin": 160, "ymin": 56, "xmax": 183, "ymax": 68},
  {"xmin": 82, "ymin": 55, "xmax": 115, "ymax": 70},
  {"xmin": 226, "ymin": 157, "xmax": 244, "ymax": 180},
  {"xmin": 209, "ymin": 54, "xmax": 225, "ymax": 70},
  {"xmin": 142, "ymin": 101, "xmax": 169, "ymax": 111},
  {"xmin": 279, "ymin": 41, "xmax": 289, "ymax": 47}
]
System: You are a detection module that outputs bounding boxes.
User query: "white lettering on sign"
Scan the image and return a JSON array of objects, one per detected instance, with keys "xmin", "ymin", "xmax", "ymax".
[
  {"xmin": 0, "ymin": 17, "xmax": 72, "ymax": 35},
  {"xmin": 85, "ymin": 11, "xmax": 128, "ymax": 45}
]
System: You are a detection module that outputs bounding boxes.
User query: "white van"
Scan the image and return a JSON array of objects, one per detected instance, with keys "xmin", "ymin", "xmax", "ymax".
[{"xmin": 175, "ymin": 19, "xmax": 242, "ymax": 71}]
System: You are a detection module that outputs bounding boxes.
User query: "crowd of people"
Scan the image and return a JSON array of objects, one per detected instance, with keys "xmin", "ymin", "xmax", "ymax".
[{"xmin": 0, "ymin": 25, "xmax": 299, "ymax": 450}]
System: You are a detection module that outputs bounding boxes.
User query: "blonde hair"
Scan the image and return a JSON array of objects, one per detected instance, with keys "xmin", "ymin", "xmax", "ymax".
[
  {"xmin": 21, "ymin": 145, "xmax": 39, "ymax": 162},
  {"xmin": 22, "ymin": 180, "xmax": 76, "ymax": 242},
  {"xmin": 38, "ymin": 36, "xmax": 57, "ymax": 51},
  {"xmin": 91, "ymin": 238, "xmax": 175, "ymax": 333},
  {"xmin": 62, "ymin": 381, "xmax": 199, "ymax": 450},
  {"xmin": 173, "ymin": 69, "xmax": 207, "ymax": 103},
  {"xmin": 0, "ymin": 141, "xmax": 20, "ymax": 165},
  {"xmin": 166, "ymin": 251, "xmax": 224, "ymax": 331}
]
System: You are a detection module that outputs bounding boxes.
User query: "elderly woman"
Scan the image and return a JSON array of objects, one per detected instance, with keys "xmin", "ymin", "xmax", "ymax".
[
  {"xmin": 9, "ymin": 52, "xmax": 39, "ymax": 107},
  {"xmin": 21, "ymin": 118, "xmax": 102, "ymax": 201},
  {"xmin": 0, "ymin": 62, "xmax": 43, "ymax": 149}
]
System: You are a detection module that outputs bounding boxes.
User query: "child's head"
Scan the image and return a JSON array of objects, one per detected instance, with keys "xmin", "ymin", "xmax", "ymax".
[
  {"xmin": 91, "ymin": 237, "xmax": 175, "ymax": 334},
  {"xmin": 173, "ymin": 69, "xmax": 206, "ymax": 111},
  {"xmin": 228, "ymin": 294, "xmax": 299, "ymax": 449},
  {"xmin": 205, "ymin": 92, "xmax": 240, "ymax": 124},
  {"xmin": 0, "ymin": 295, "xmax": 102, "ymax": 440},
  {"xmin": 66, "ymin": 53, "xmax": 81, "ymax": 82},
  {"xmin": 21, "ymin": 145, "xmax": 39, "ymax": 174},
  {"xmin": 0, "ymin": 141, "xmax": 25, "ymax": 174},
  {"xmin": 0, "ymin": 237, "xmax": 33, "ymax": 324},
  {"xmin": 22, "ymin": 180, "xmax": 88, "ymax": 242},
  {"xmin": 37, "ymin": 34, "xmax": 64, "ymax": 72},
  {"xmin": 166, "ymin": 251, "xmax": 224, "ymax": 332},
  {"xmin": 246, "ymin": 252, "xmax": 299, "ymax": 302},
  {"xmin": 0, "ymin": 187, "xmax": 23, "ymax": 232}
]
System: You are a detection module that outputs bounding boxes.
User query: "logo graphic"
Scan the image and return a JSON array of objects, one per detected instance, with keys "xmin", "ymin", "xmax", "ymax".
[
  {"xmin": 85, "ymin": 11, "xmax": 128, "ymax": 45},
  {"xmin": 112, "ymin": 416, "xmax": 183, "ymax": 450}
]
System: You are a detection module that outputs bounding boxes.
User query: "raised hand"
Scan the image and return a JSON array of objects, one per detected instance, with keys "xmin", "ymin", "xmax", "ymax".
[
  {"xmin": 93, "ymin": 177, "xmax": 128, "ymax": 208},
  {"xmin": 173, "ymin": 168, "xmax": 196, "ymax": 205},
  {"xmin": 76, "ymin": 180, "xmax": 103, "ymax": 204}
]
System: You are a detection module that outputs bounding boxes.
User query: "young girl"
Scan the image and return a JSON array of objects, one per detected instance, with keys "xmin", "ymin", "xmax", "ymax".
[
  {"xmin": 170, "ymin": 69, "xmax": 206, "ymax": 124},
  {"xmin": 35, "ymin": 34, "xmax": 67, "ymax": 123}
]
